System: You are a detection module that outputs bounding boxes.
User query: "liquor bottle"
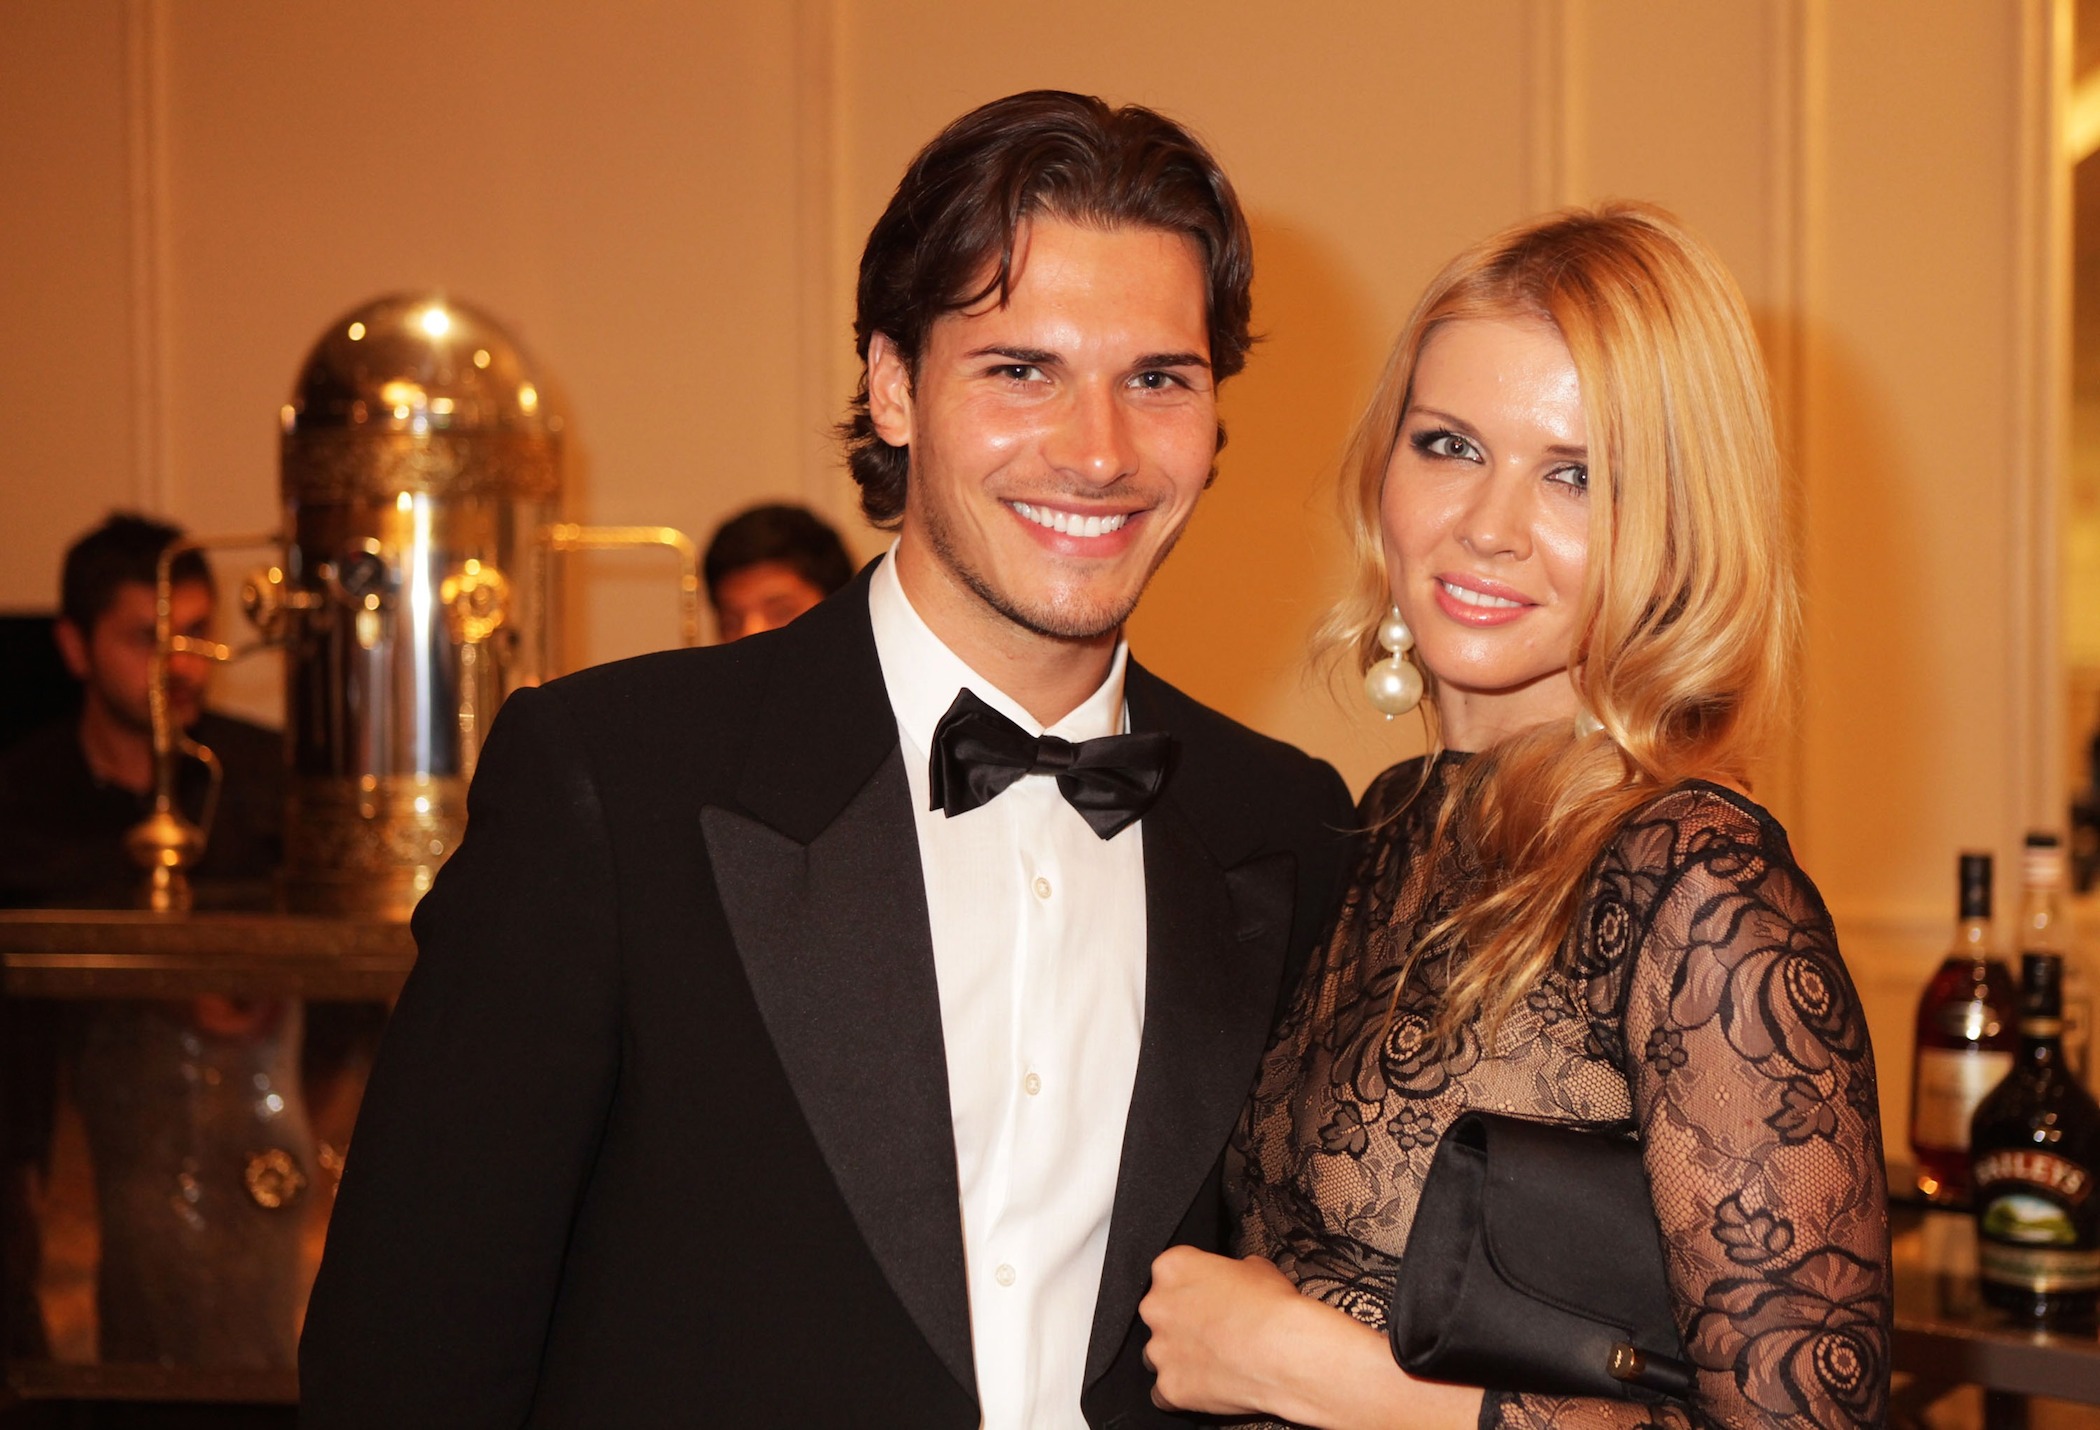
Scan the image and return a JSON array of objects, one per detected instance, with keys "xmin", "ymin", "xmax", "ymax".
[
  {"xmin": 1971, "ymin": 951, "xmax": 2100, "ymax": 1324},
  {"xmin": 1910, "ymin": 852, "xmax": 2017, "ymax": 1204},
  {"xmin": 2019, "ymin": 833, "xmax": 2091, "ymax": 1085},
  {"xmin": 2067, "ymin": 954, "xmax": 2095, "ymax": 1090}
]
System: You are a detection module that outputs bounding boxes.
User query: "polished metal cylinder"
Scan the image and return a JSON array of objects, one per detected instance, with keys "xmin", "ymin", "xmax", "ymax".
[{"xmin": 276, "ymin": 295, "xmax": 561, "ymax": 916}]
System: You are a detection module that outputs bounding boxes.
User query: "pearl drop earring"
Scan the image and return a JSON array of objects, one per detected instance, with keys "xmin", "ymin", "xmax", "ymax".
[{"xmin": 1364, "ymin": 607, "xmax": 1424, "ymax": 718}]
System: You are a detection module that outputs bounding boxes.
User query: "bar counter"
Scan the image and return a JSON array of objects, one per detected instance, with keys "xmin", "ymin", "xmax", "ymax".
[
  {"xmin": 1892, "ymin": 1203, "xmax": 2098, "ymax": 1422},
  {"xmin": 0, "ymin": 910, "xmax": 415, "ymax": 1002},
  {"xmin": 1, "ymin": 908, "xmax": 401, "ymax": 1421}
]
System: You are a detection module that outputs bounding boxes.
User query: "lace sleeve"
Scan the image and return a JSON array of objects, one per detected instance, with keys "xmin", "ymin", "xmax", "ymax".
[{"xmin": 1489, "ymin": 793, "xmax": 1892, "ymax": 1430}]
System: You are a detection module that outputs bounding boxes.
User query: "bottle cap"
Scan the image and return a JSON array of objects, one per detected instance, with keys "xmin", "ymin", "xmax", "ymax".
[
  {"xmin": 1960, "ymin": 851, "xmax": 1993, "ymax": 920},
  {"xmin": 2023, "ymin": 831, "xmax": 2065, "ymax": 891}
]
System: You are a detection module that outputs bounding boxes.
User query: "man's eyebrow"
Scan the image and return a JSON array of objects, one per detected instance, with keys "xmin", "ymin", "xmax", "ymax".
[
  {"xmin": 962, "ymin": 345, "xmax": 1061, "ymax": 365},
  {"xmin": 956, "ymin": 346, "xmax": 1212, "ymax": 372}
]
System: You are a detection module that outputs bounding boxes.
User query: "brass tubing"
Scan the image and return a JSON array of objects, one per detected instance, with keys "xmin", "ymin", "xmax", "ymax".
[
  {"xmin": 130, "ymin": 532, "xmax": 282, "ymax": 910},
  {"xmin": 541, "ymin": 523, "xmax": 702, "ymax": 649}
]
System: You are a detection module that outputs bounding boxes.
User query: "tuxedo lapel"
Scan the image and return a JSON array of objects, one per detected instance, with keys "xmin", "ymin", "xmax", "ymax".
[
  {"xmin": 1084, "ymin": 666, "xmax": 1299, "ymax": 1383},
  {"xmin": 697, "ymin": 572, "xmax": 975, "ymax": 1400}
]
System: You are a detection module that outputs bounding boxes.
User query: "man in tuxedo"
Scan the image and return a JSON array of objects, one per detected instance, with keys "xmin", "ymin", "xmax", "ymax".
[{"xmin": 300, "ymin": 90, "xmax": 1352, "ymax": 1428}]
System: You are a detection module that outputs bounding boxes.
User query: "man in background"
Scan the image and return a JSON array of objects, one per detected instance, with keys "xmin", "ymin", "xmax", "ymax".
[
  {"xmin": 702, "ymin": 501, "xmax": 856, "ymax": 641},
  {"xmin": 0, "ymin": 512, "xmax": 281, "ymax": 909},
  {"xmin": 0, "ymin": 512, "xmax": 308, "ymax": 1371}
]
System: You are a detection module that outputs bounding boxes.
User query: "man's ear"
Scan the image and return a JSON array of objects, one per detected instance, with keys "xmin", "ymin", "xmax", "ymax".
[
  {"xmin": 866, "ymin": 333, "xmax": 914, "ymax": 448},
  {"xmin": 53, "ymin": 618, "xmax": 90, "ymax": 681}
]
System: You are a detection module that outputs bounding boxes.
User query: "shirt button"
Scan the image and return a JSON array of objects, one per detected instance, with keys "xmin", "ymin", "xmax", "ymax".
[
  {"xmin": 1033, "ymin": 876, "xmax": 1052, "ymax": 900},
  {"xmin": 1023, "ymin": 1072, "xmax": 1042, "ymax": 1096},
  {"xmin": 994, "ymin": 1263, "xmax": 1017, "ymax": 1287}
]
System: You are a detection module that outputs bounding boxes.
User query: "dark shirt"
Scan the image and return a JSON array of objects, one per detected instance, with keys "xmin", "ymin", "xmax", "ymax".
[{"xmin": 0, "ymin": 711, "xmax": 285, "ymax": 911}]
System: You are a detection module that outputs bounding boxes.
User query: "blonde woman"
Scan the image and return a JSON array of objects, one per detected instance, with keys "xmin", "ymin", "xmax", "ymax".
[{"xmin": 1139, "ymin": 205, "xmax": 1890, "ymax": 1429}]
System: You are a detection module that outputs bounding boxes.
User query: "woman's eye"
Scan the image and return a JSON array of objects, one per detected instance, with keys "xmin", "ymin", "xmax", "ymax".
[
  {"xmin": 1410, "ymin": 430, "xmax": 1478, "ymax": 461},
  {"xmin": 1548, "ymin": 464, "xmax": 1590, "ymax": 492}
]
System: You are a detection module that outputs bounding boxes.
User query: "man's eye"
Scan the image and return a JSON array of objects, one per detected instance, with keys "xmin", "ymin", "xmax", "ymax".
[
  {"xmin": 991, "ymin": 364, "xmax": 1043, "ymax": 382},
  {"xmin": 1132, "ymin": 371, "xmax": 1182, "ymax": 390}
]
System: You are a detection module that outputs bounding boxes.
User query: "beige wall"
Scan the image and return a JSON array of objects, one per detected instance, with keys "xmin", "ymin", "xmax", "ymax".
[{"xmin": 0, "ymin": 0, "xmax": 2075, "ymax": 1137}]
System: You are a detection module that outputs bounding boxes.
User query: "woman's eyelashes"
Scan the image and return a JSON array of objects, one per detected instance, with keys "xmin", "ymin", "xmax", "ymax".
[
  {"xmin": 1409, "ymin": 427, "xmax": 1480, "ymax": 462},
  {"xmin": 1408, "ymin": 426, "xmax": 1590, "ymax": 495}
]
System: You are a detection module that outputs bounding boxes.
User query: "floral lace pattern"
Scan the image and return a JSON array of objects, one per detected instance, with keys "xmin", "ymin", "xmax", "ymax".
[{"xmin": 1228, "ymin": 756, "xmax": 1891, "ymax": 1430}]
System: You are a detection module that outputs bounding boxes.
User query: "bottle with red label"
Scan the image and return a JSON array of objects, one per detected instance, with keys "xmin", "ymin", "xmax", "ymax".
[
  {"xmin": 1910, "ymin": 852, "xmax": 2018, "ymax": 1204},
  {"xmin": 1971, "ymin": 948, "xmax": 2100, "ymax": 1325}
]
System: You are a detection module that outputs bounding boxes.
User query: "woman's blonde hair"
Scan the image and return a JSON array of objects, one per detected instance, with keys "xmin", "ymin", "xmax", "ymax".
[{"xmin": 1335, "ymin": 201, "xmax": 1794, "ymax": 1038}]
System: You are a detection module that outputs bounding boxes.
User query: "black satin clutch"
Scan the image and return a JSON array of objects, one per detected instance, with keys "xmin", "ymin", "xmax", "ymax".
[{"xmin": 1387, "ymin": 1111, "xmax": 1696, "ymax": 1403}]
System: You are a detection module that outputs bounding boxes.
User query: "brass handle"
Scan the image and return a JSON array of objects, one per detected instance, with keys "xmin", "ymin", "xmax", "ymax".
[
  {"xmin": 541, "ymin": 522, "xmax": 702, "ymax": 651},
  {"xmin": 240, "ymin": 564, "xmax": 289, "ymax": 642}
]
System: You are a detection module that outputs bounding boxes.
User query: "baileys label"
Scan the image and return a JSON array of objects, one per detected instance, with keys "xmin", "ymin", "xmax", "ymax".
[{"xmin": 1973, "ymin": 1149, "xmax": 2092, "ymax": 1207}]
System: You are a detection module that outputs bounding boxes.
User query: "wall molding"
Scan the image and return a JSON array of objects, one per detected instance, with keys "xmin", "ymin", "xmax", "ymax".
[
  {"xmin": 1763, "ymin": 0, "xmax": 1825, "ymax": 835},
  {"xmin": 124, "ymin": 0, "xmax": 171, "ymax": 516},
  {"xmin": 2008, "ymin": 0, "xmax": 2072, "ymax": 832},
  {"xmin": 792, "ymin": 0, "xmax": 843, "ymax": 517},
  {"xmin": 1523, "ymin": 0, "xmax": 1577, "ymax": 211}
]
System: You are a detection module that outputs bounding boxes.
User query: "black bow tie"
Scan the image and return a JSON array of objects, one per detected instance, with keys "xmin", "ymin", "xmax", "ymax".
[{"xmin": 928, "ymin": 688, "xmax": 1173, "ymax": 840}]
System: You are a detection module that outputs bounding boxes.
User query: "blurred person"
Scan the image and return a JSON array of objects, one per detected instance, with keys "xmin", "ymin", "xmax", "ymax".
[
  {"xmin": 0, "ymin": 512, "xmax": 311, "ymax": 1371},
  {"xmin": 1140, "ymin": 206, "xmax": 1891, "ymax": 1428},
  {"xmin": 703, "ymin": 501, "xmax": 857, "ymax": 642},
  {"xmin": 302, "ymin": 90, "xmax": 1352, "ymax": 1428},
  {"xmin": 0, "ymin": 512, "xmax": 280, "ymax": 908}
]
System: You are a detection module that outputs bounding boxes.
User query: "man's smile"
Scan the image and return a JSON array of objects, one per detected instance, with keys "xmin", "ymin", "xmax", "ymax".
[{"xmin": 1008, "ymin": 501, "xmax": 1134, "ymax": 538}]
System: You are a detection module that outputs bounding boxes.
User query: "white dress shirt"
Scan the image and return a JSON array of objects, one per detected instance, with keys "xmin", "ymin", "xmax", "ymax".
[{"xmin": 867, "ymin": 551, "xmax": 1147, "ymax": 1430}]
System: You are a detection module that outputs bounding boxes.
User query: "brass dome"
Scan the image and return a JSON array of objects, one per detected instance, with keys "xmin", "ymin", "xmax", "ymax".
[
  {"xmin": 280, "ymin": 293, "xmax": 562, "ymax": 506},
  {"xmin": 282, "ymin": 293, "xmax": 560, "ymax": 437}
]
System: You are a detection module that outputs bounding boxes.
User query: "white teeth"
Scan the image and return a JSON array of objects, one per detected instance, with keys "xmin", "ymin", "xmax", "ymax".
[
  {"xmin": 1439, "ymin": 579, "xmax": 1523, "ymax": 609},
  {"xmin": 1012, "ymin": 502, "xmax": 1129, "ymax": 537}
]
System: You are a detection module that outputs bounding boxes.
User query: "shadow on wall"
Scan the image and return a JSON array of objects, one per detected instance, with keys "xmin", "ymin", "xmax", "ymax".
[{"xmin": 1130, "ymin": 211, "xmax": 1385, "ymax": 747}]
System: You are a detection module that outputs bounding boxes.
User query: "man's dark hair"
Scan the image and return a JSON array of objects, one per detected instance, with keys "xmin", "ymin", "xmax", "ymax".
[
  {"xmin": 59, "ymin": 512, "xmax": 211, "ymax": 631},
  {"xmin": 838, "ymin": 89, "xmax": 1255, "ymax": 528},
  {"xmin": 702, "ymin": 504, "xmax": 855, "ymax": 603}
]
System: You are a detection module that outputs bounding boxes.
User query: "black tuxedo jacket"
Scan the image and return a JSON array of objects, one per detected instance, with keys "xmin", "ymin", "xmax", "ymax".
[{"xmin": 299, "ymin": 569, "xmax": 1352, "ymax": 1428}]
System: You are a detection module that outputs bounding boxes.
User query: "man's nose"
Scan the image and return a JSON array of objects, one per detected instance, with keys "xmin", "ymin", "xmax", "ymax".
[
  {"xmin": 1043, "ymin": 383, "xmax": 1138, "ymax": 485},
  {"xmin": 167, "ymin": 648, "xmax": 210, "ymax": 687}
]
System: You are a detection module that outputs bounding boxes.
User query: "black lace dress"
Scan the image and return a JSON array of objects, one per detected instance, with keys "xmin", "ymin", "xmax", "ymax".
[{"xmin": 1229, "ymin": 755, "xmax": 1891, "ymax": 1430}]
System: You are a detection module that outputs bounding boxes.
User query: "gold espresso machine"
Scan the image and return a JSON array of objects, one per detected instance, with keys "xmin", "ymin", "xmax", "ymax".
[
  {"xmin": 134, "ymin": 292, "xmax": 699, "ymax": 918},
  {"xmin": 271, "ymin": 293, "xmax": 565, "ymax": 918},
  {"xmin": 0, "ymin": 295, "xmax": 697, "ymax": 1404}
]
